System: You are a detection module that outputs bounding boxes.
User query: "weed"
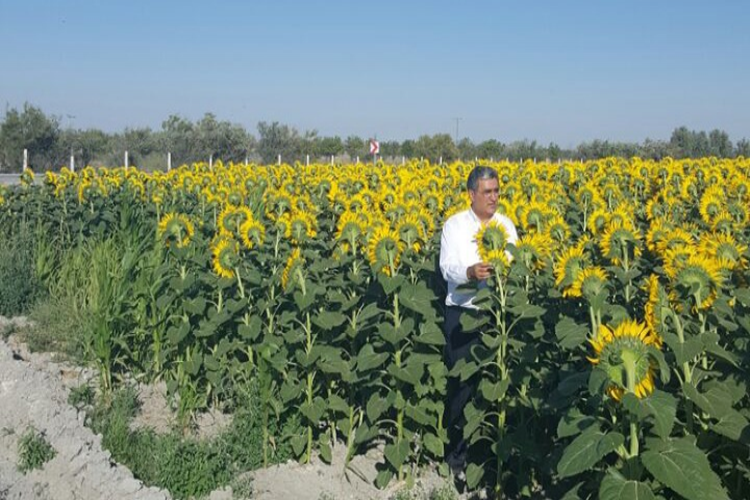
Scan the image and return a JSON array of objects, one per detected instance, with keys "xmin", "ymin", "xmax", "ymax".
[
  {"xmin": 25, "ymin": 297, "xmax": 86, "ymax": 359},
  {"xmin": 68, "ymin": 384, "xmax": 95, "ymax": 409},
  {"xmin": 230, "ymin": 474, "xmax": 253, "ymax": 499},
  {"xmin": 0, "ymin": 322, "xmax": 16, "ymax": 340},
  {"xmin": 17, "ymin": 427, "xmax": 56, "ymax": 473},
  {"xmin": 429, "ymin": 484, "xmax": 459, "ymax": 500}
]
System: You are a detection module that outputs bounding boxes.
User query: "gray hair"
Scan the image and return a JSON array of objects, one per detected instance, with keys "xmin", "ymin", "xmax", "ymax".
[{"xmin": 467, "ymin": 166, "xmax": 498, "ymax": 191}]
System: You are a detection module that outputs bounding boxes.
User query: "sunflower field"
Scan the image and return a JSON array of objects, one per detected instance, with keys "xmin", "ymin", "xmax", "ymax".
[{"xmin": 1, "ymin": 157, "xmax": 749, "ymax": 499}]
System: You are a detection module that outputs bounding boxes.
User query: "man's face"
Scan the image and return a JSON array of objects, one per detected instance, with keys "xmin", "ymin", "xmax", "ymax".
[{"xmin": 469, "ymin": 177, "xmax": 499, "ymax": 221}]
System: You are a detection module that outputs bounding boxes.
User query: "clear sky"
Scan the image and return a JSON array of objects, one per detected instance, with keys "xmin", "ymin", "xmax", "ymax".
[{"xmin": 1, "ymin": 0, "xmax": 748, "ymax": 146}]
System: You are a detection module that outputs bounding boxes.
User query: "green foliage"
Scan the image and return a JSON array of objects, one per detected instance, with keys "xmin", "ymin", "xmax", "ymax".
[
  {"xmin": 17, "ymin": 427, "xmax": 56, "ymax": 473},
  {"xmin": 0, "ymin": 224, "xmax": 44, "ymax": 316},
  {"xmin": 68, "ymin": 384, "xmax": 95, "ymax": 409}
]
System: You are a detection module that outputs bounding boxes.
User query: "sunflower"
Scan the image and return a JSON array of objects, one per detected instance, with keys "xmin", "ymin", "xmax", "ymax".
[
  {"xmin": 475, "ymin": 221, "xmax": 510, "ymax": 263},
  {"xmin": 396, "ymin": 214, "xmax": 423, "ymax": 253},
  {"xmin": 699, "ymin": 233, "xmax": 748, "ymax": 271},
  {"xmin": 554, "ymin": 246, "xmax": 589, "ymax": 290},
  {"xmin": 514, "ymin": 232, "xmax": 553, "ymax": 271},
  {"xmin": 567, "ymin": 266, "xmax": 608, "ymax": 299},
  {"xmin": 664, "ymin": 252, "xmax": 725, "ymax": 310},
  {"xmin": 599, "ymin": 220, "xmax": 642, "ymax": 266},
  {"xmin": 211, "ymin": 235, "xmax": 240, "ymax": 279},
  {"xmin": 281, "ymin": 247, "xmax": 304, "ymax": 292},
  {"xmin": 239, "ymin": 218, "xmax": 265, "ymax": 250},
  {"xmin": 158, "ymin": 213, "xmax": 195, "ymax": 248},
  {"xmin": 588, "ymin": 208, "xmax": 610, "ymax": 236},
  {"xmin": 699, "ymin": 194, "xmax": 724, "ymax": 226},
  {"xmin": 546, "ymin": 215, "xmax": 571, "ymax": 244},
  {"xmin": 588, "ymin": 319, "xmax": 661, "ymax": 402},
  {"xmin": 335, "ymin": 210, "xmax": 368, "ymax": 251},
  {"xmin": 286, "ymin": 210, "xmax": 318, "ymax": 244},
  {"xmin": 367, "ymin": 225, "xmax": 404, "ymax": 276}
]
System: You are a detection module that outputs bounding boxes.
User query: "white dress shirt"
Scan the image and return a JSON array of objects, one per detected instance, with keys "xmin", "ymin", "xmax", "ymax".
[{"xmin": 439, "ymin": 208, "xmax": 519, "ymax": 308}]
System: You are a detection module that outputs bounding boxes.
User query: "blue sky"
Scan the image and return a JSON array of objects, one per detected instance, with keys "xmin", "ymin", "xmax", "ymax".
[{"xmin": 1, "ymin": 0, "xmax": 748, "ymax": 146}]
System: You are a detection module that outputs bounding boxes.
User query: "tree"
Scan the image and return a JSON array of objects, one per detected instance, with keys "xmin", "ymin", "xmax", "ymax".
[
  {"xmin": 708, "ymin": 129, "xmax": 732, "ymax": 157},
  {"xmin": 344, "ymin": 135, "xmax": 366, "ymax": 159},
  {"xmin": 476, "ymin": 139, "xmax": 504, "ymax": 161},
  {"xmin": 0, "ymin": 103, "xmax": 60, "ymax": 171},
  {"xmin": 317, "ymin": 136, "xmax": 344, "ymax": 157},
  {"xmin": 736, "ymin": 138, "xmax": 750, "ymax": 157},
  {"xmin": 257, "ymin": 121, "xmax": 301, "ymax": 164}
]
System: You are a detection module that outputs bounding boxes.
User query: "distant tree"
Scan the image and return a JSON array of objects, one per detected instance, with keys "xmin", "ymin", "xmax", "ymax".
[
  {"xmin": 317, "ymin": 136, "xmax": 344, "ymax": 157},
  {"xmin": 379, "ymin": 140, "xmax": 401, "ymax": 159},
  {"xmin": 344, "ymin": 135, "xmax": 366, "ymax": 159},
  {"xmin": 0, "ymin": 103, "xmax": 60, "ymax": 171},
  {"xmin": 507, "ymin": 140, "xmax": 539, "ymax": 161},
  {"xmin": 476, "ymin": 139, "xmax": 504, "ymax": 160},
  {"xmin": 457, "ymin": 138, "xmax": 475, "ymax": 160},
  {"xmin": 257, "ymin": 121, "xmax": 301, "ymax": 164},
  {"xmin": 708, "ymin": 129, "xmax": 732, "ymax": 157},
  {"xmin": 736, "ymin": 138, "xmax": 750, "ymax": 157},
  {"xmin": 400, "ymin": 139, "xmax": 415, "ymax": 159},
  {"xmin": 547, "ymin": 142, "xmax": 562, "ymax": 161},
  {"xmin": 161, "ymin": 115, "xmax": 198, "ymax": 165},
  {"xmin": 58, "ymin": 128, "xmax": 111, "ymax": 168}
]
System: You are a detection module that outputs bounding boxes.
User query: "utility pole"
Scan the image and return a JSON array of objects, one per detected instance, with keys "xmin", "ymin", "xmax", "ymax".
[{"xmin": 453, "ymin": 117, "xmax": 462, "ymax": 144}]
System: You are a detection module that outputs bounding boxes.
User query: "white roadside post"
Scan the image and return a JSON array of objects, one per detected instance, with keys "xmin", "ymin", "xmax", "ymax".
[
  {"xmin": 23, "ymin": 149, "xmax": 28, "ymax": 171},
  {"xmin": 331, "ymin": 155, "xmax": 334, "ymax": 166},
  {"xmin": 277, "ymin": 154, "xmax": 281, "ymax": 166},
  {"xmin": 168, "ymin": 152, "xmax": 172, "ymax": 172},
  {"xmin": 125, "ymin": 151, "xmax": 129, "ymax": 169},
  {"xmin": 306, "ymin": 154, "xmax": 310, "ymax": 166},
  {"xmin": 209, "ymin": 154, "xmax": 213, "ymax": 170},
  {"xmin": 70, "ymin": 153, "xmax": 75, "ymax": 172}
]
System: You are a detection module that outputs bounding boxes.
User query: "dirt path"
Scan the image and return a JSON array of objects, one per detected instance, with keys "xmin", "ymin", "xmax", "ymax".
[{"xmin": 0, "ymin": 318, "xmax": 169, "ymax": 500}]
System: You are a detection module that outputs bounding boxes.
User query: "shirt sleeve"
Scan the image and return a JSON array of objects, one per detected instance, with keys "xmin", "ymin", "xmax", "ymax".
[{"xmin": 439, "ymin": 217, "xmax": 469, "ymax": 285}]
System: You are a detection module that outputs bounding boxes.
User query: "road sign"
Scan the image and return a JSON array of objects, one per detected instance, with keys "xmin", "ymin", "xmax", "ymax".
[{"xmin": 369, "ymin": 139, "xmax": 380, "ymax": 155}]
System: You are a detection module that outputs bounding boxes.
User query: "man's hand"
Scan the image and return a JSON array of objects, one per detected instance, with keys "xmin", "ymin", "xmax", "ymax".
[{"xmin": 467, "ymin": 262, "xmax": 493, "ymax": 281}]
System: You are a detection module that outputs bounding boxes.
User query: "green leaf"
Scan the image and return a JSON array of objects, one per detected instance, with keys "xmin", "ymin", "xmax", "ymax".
[
  {"xmin": 465, "ymin": 462, "xmax": 484, "ymax": 489},
  {"xmin": 710, "ymin": 410, "xmax": 750, "ymax": 443},
  {"xmin": 399, "ymin": 283, "xmax": 437, "ymax": 317},
  {"xmin": 599, "ymin": 469, "xmax": 655, "ymax": 500},
  {"xmin": 557, "ymin": 428, "xmax": 624, "ymax": 478},
  {"xmin": 312, "ymin": 310, "xmax": 347, "ymax": 330},
  {"xmin": 378, "ymin": 274, "xmax": 405, "ymax": 295},
  {"xmin": 423, "ymin": 432, "xmax": 444, "ymax": 457},
  {"xmin": 661, "ymin": 331, "xmax": 703, "ymax": 366},
  {"xmin": 366, "ymin": 394, "xmax": 389, "ymax": 423},
  {"xmin": 557, "ymin": 409, "xmax": 597, "ymax": 439},
  {"xmin": 184, "ymin": 296, "xmax": 206, "ymax": 315},
  {"xmin": 290, "ymin": 434, "xmax": 306, "ymax": 457},
  {"xmin": 555, "ymin": 317, "xmax": 588, "ymax": 350},
  {"xmin": 509, "ymin": 303, "xmax": 545, "ymax": 319},
  {"xmin": 319, "ymin": 442, "xmax": 332, "ymax": 464},
  {"xmin": 639, "ymin": 390, "xmax": 677, "ymax": 439},
  {"xmin": 642, "ymin": 437, "xmax": 729, "ymax": 500},
  {"xmin": 557, "ymin": 372, "xmax": 588, "ymax": 397},
  {"xmin": 328, "ymin": 394, "xmax": 349, "ymax": 414},
  {"xmin": 479, "ymin": 378, "xmax": 509, "ymax": 402},
  {"xmin": 356, "ymin": 344, "xmax": 389, "ymax": 372},
  {"xmin": 238, "ymin": 315, "xmax": 263, "ymax": 341},
  {"xmin": 415, "ymin": 322, "xmax": 445, "ymax": 346},
  {"xmin": 375, "ymin": 469, "xmax": 394, "ymax": 489},
  {"xmin": 384, "ymin": 441, "xmax": 409, "ymax": 468},
  {"xmin": 459, "ymin": 310, "xmax": 489, "ymax": 332}
]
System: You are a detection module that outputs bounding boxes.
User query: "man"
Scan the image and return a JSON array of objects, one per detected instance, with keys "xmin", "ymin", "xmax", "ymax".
[{"xmin": 439, "ymin": 165, "xmax": 519, "ymax": 471}]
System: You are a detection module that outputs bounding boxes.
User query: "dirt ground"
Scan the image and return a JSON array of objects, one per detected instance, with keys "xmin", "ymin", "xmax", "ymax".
[{"xmin": 0, "ymin": 316, "xmax": 474, "ymax": 500}]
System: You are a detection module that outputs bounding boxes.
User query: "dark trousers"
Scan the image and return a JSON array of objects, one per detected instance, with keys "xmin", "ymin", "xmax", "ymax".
[{"xmin": 443, "ymin": 306, "xmax": 482, "ymax": 455}]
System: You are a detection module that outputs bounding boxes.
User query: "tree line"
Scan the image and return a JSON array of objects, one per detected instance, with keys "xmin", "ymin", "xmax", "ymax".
[{"xmin": 1, "ymin": 103, "xmax": 748, "ymax": 172}]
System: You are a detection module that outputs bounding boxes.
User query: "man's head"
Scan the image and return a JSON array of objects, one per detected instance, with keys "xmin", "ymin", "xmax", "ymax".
[{"xmin": 467, "ymin": 166, "xmax": 499, "ymax": 223}]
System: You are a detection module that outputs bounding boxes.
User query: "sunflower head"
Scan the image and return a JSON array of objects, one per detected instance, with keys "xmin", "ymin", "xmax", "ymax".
[
  {"xmin": 599, "ymin": 220, "xmax": 642, "ymax": 266},
  {"xmin": 286, "ymin": 210, "xmax": 317, "ymax": 245},
  {"xmin": 281, "ymin": 247, "xmax": 305, "ymax": 292},
  {"xmin": 664, "ymin": 251, "xmax": 725, "ymax": 311},
  {"xmin": 397, "ymin": 215, "xmax": 423, "ymax": 253},
  {"xmin": 588, "ymin": 320, "xmax": 661, "ymax": 402},
  {"xmin": 514, "ymin": 232, "xmax": 553, "ymax": 271},
  {"xmin": 239, "ymin": 218, "xmax": 265, "ymax": 250},
  {"xmin": 644, "ymin": 274, "xmax": 670, "ymax": 338},
  {"xmin": 367, "ymin": 225, "xmax": 404, "ymax": 276},
  {"xmin": 475, "ymin": 221, "xmax": 510, "ymax": 263},
  {"xmin": 567, "ymin": 266, "xmax": 609, "ymax": 300},
  {"xmin": 158, "ymin": 213, "xmax": 195, "ymax": 248},
  {"xmin": 554, "ymin": 246, "xmax": 589, "ymax": 289},
  {"xmin": 211, "ymin": 235, "xmax": 240, "ymax": 279}
]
